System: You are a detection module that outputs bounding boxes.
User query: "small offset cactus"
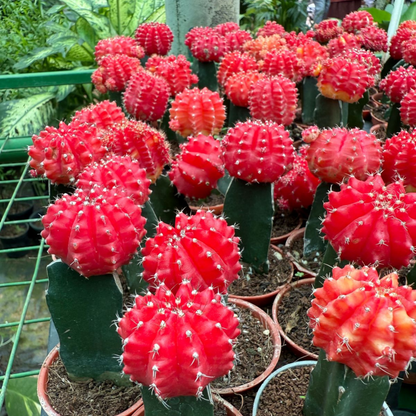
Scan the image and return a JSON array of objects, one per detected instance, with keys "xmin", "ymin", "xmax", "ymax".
[
  {"xmin": 256, "ymin": 21, "xmax": 286, "ymax": 38},
  {"xmin": 341, "ymin": 10, "xmax": 374, "ymax": 33},
  {"xmin": 308, "ymin": 265, "xmax": 416, "ymax": 378},
  {"xmin": 221, "ymin": 120, "xmax": 295, "ymax": 183},
  {"xmin": 117, "ymin": 282, "xmax": 240, "ymax": 399},
  {"xmin": 123, "ymin": 70, "xmax": 171, "ymax": 122},
  {"xmin": 321, "ymin": 174, "xmax": 416, "ymax": 268},
  {"xmin": 314, "ymin": 20, "xmax": 343, "ymax": 44},
  {"xmin": 400, "ymin": 89, "xmax": 416, "ymax": 126},
  {"xmin": 169, "ymin": 87, "xmax": 226, "ymax": 137},
  {"xmin": 41, "ymin": 186, "xmax": 147, "ymax": 277},
  {"xmin": 360, "ymin": 25, "xmax": 388, "ymax": 52},
  {"xmin": 248, "ymin": 75, "xmax": 298, "ymax": 126},
  {"xmin": 135, "ymin": 22, "xmax": 173, "ymax": 56},
  {"xmin": 103, "ymin": 119, "xmax": 171, "ymax": 183},
  {"xmin": 190, "ymin": 33, "xmax": 229, "ymax": 62},
  {"xmin": 303, "ymin": 126, "xmax": 382, "ymax": 183},
  {"xmin": 168, "ymin": 134, "xmax": 224, "ymax": 199},
  {"xmin": 91, "ymin": 54, "xmax": 142, "ymax": 94},
  {"xmin": 225, "ymin": 70, "xmax": 265, "ymax": 108},
  {"xmin": 379, "ymin": 65, "xmax": 416, "ymax": 103},
  {"xmin": 94, "ymin": 36, "xmax": 144, "ymax": 64},
  {"xmin": 262, "ymin": 49, "xmax": 304, "ymax": 82},
  {"xmin": 141, "ymin": 210, "xmax": 241, "ymax": 293},
  {"xmin": 216, "ymin": 51, "xmax": 259, "ymax": 87},
  {"xmin": 76, "ymin": 154, "xmax": 152, "ymax": 206}
]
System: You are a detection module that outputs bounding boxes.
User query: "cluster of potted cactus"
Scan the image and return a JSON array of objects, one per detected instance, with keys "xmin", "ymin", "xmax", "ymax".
[{"xmin": 29, "ymin": 10, "xmax": 416, "ymax": 416}]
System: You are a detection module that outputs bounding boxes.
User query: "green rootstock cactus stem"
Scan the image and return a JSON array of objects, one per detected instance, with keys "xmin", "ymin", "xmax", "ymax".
[
  {"xmin": 197, "ymin": 61, "xmax": 218, "ymax": 92},
  {"xmin": 46, "ymin": 260, "xmax": 125, "ymax": 384},
  {"xmin": 386, "ymin": 103, "xmax": 402, "ymax": 138},
  {"xmin": 302, "ymin": 77, "xmax": 319, "ymax": 125},
  {"xmin": 161, "ymin": 103, "xmax": 186, "ymax": 145},
  {"xmin": 223, "ymin": 177, "xmax": 274, "ymax": 273},
  {"xmin": 314, "ymin": 94, "xmax": 342, "ymax": 129},
  {"xmin": 108, "ymin": 91, "xmax": 124, "ymax": 111},
  {"xmin": 228, "ymin": 103, "xmax": 251, "ymax": 127},
  {"xmin": 407, "ymin": 262, "xmax": 416, "ymax": 286},
  {"xmin": 303, "ymin": 350, "xmax": 390, "ymax": 416},
  {"xmin": 141, "ymin": 386, "xmax": 214, "ymax": 416},
  {"xmin": 347, "ymin": 91, "xmax": 368, "ymax": 129}
]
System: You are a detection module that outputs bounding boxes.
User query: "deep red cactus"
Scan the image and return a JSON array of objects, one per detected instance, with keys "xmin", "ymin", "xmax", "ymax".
[
  {"xmin": 400, "ymin": 89, "xmax": 416, "ymax": 127},
  {"xmin": 117, "ymin": 282, "xmax": 240, "ymax": 399},
  {"xmin": 360, "ymin": 25, "xmax": 388, "ymax": 52},
  {"xmin": 308, "ymin": 265, "xmax": 416, "ymax": 378},
  {"xmin": 146, "ymin": 54, "xmax": 198, "ymax": 96},
  {"xmin": 256, "ymin": 21, "xmax": 286, "ymax": 38},
  {"xmin": 41, "ymin": 186, "xmax": 147, "ymax": 277},
  {"xmin": 225, "ymin": 70, "xmax": 265, "ymax": 107},
  {"xmin": 262, "ymin": 49, "xmax": 304, "ymax": 82},
  {"xmin": 273, "ymin": 146, "xmax": 321, "ymax": 211},
  {"xmin": 217, "ymin": 51, "xmax": 259, "ymax": 87},
  {"xmin": 123, "ymin": 70, "xmax": 170, "ymax": 121},
  {"xmin": 225, "ymin": 30, "xmax": 253, "ymax": 52},
  {"xmin": 168, "ymin": 135, "xmax": 224, "ymax": 199},
  {"xmin": 314, "ymin": 20, "xmax": 344, "ymax": 44},
  {"xmin": 317, "ymin": 57, "xmax": 373, "ymax": 103},
  {"xmin": 94, "ymin": 36, "xmax": 145, "ymax": 64},
  {"xmin": 76, "ymin": 155, "xmax": 151, "ymax": 206},
  {"xmin": 184, "ymin": 27, "xmax": 217, "ymax": 50},
  {"xmin": 135, "ymin": 22, "xmax": 173, "ymax": 56},
  {"xmin": 390, "ymin": 28, "xmax": 416, "ymax": 60},
  {"xmin": 327, "ymin": 32, "xmax": 363, "ymax": 57},
  {"xmin": 169, "ymin": 87, "xmax": 226, "ymax": 137},
  {"xmin": 28, "ymin": 121, "xmax": 107, "ymax": 184},
  {"xmin": 295, "ymin": 40, "xmax": 329, "ymax": 77},
  {"xmin": 141, "ymin": 210, "xmax": 241, "ymax": 293},
  {"xmin": 403, "ymin": 39, "xmax": 416, "ymax": 66},
  {"xmin": 190, "ymin": 33, "xmax": 229, "ymax": 62},
  {"xmin": 381, "ymin": 130, "xmax": 416, "ymax": 191},
  {"xmin": 214, "ymin": 21, "xmax": 240, "ymax": 36},
  {"xmin": 342, "ymin": 10, "xmax": 374, "ymax": 33},
  {"xmin": 103, "ymin": 119, "xmax": 170, "ymax": 183},
  {"xmin": 72, "ymin": 100, "xmax": 126, "ymax": 130},
  {"xmin": 343, "ymin": 48, "xmax": 381, "ymax": 77},
  {"xmin": 321, "ymin": 175, "xmax": 416, "ymax": 268},
  {"xmin": 243, "ymin": 34, "xmax": 287, "ymax": 61},
  {"xmin": 91, "ymin": 54, "xmax": 142, "ymax": 94},
  {"xmin": 379, "ymin": 65, "xmax": 416, "ymax": 103},
  {"xmin": 221, "ymin": 120, "xmax": 295, "ymax": 183},
  {"xmin": 248, "ymin": 75, "xmax": 298, "ymax": 126},
  {"xmin": 303, "ymin": 126, "xmax": 382, "ymax": 183}
]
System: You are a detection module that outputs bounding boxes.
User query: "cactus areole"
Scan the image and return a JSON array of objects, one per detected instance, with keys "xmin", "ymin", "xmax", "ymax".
[{"xmin": 117, "ymin": 282, "xmax": 240, "ymax": 399}]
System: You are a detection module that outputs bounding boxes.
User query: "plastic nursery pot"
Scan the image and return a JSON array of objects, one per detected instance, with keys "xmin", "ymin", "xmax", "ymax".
[
  {"xmin": 272, "ymin": 277, "xmax": 318, "ymax": 360},
  {"xmin": 229, "ymin": 244, "xmax": 294, "ymax": 307},
  {"xmin": 28, "ymin": 208, "xmax": 46, "ymax": 242},
  {"xmin": 5, "ymin": 201, "xmax": 34, "ymax": 221},
  {"xmin": 38, "ymin": 346, "xmax": 143, "ymax": 416},
  {"xmin": 251, "ymin": 361, "xmax": 394, "ymax": 416},
  {"xmin": 371, "ymin": 109, "xmax": 388, "ymax": 126},
  {"xmin": 0, "ymin": 223, "xmax": 31, "ymax": 258},
  {"xmin": 213, "ymin": 297, "xmax": 282, "ymax": 395}
]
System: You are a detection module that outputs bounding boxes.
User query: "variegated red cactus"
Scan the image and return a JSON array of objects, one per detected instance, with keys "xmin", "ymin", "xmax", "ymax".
[
  {"xmin": 190, "ymin": 33, "xmax": 229, "ymax": 62},
  {"xmin": 117, "ymin": 282, "xmax": 240, "ymax": 399},
  {"xmin": 314, "ymin": 20, "xmax": 343, "ymax": 44},
  {"xmin": 243, "ymin": 34, "xmax": 287, "ymax": 61},
  {"xmin": 400, "ymin": 89, "xmax": 416, "ymax": 126},
  {"xmin": 217, "ymin": 51, "xmax": 259, "ymax": 87},
  {"xmin": 262, "ymin": 49, "xmax": 304, "ymax": 82},
  {"xmin": 94, "ymin": 36, "xmax": 144, "ymax": 64},
  {"xmin": 225, "ymin": 70, "xmax": 265, "ymax": 108},
  {"xmin": 308, "ymin": 265, "xmax": 416, "ymax": 378},
  {"xmin": 379, "ymin": 65, "xmax": 416, "ymax": 103},
  {"xmin": 295, "ymin": 40, "xmax": 329, "ymax": 77},
  {"xmin": 360, "ymin": 25, "xmax": 388, "ymax": 52},
  {"xmin": 256, "ymin": 21, "xmax": 286, "ymax": 38},
  {"xmin": 327, "ymin": 32, "xmax": 363, "ymax": 57},
  {"xmin": 135, "ymin": 22, "xmax": 173, "ymax": 56},
  {"xmin": 342, "ymin": 10, "xmax": 374, "ymax": 33}
]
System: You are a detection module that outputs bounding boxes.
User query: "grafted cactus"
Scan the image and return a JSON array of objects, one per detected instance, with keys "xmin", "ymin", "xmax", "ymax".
[
  {"xmin": 94, "ymin": 36, "xmax": 144, "ymax": 64},
  {"xmin": 135, "ymin": 22, "xmax": 173, "ymax": 56}
]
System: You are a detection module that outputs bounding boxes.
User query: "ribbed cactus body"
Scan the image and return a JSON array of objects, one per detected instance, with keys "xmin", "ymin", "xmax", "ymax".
[
  {"xmin": 314, "ymin": 20, "xmax": 343, "ymax": 44},
  {"xmin": 135, "ymin": 22, "xmax": 173, "ymax": 56},
  {"xmin": 141, "ymin": 210, "xmax": 241, "ymax": 293},
  {"xmin": 343, "ymin": 48, "xmax": 381, "ymax": 77},
  {"xmin": 400, "ymin": 89, "xmax": 416, "ymax": 126},
  {"xmin": 168, "ymin": 135, "xmax": 224, "ymax": 199},
  {"xmin": 403, "ymin": 40, "xmax": 416, "ymax": 66},
  {"xmin": 256, "ymin": 21, "xmax": 286, "ymax": 38},
  {"xmin": 327, "ymin": 33, "xmax": 363, "ymax": 57},
  {"xmin": 123, "ymin": 70, "xmax": 170, "ymax": 121},
  {"xmin": 390, "ymin": 28, "xmax": 416, "ymax": 60},
  {"xmin": 190, "ymin": 33, "xmax": 229, "ymax": 62},
  {"xmin": 225, "ymin": 30, "xmax": 253, "ymax": 52},
  {"xmin": 169, "ymin": 87, "xmax": 226, "ymax": 137},
  {"xmin": 214, "ymin": 22, "xmax": 240, "ymax": 36},
  {"xmin": 243, "ymin": 34, "xmax": 287, "ymax": 61},
  {"xmin": 117, "ymin": 283, "xmax": 240, "ymax": 399},
  {"xmin": 76, "ymin": 155, "xmax": 151, "ymax": 206},
  {"xmin": 303, "ymin": 127, "xmax": 382, "ymax": 183},
  {"xmin": 321, "ymin": 175, "xmax": 416, "ymax": 268},
  {"xmin": 248, "ymin": 75, "xmax": 298, "ymax": 125},
  {"xmin": 41, "ymin": 187, "xmax": 146, "ymax": 277},
  {"xmin": 225, "ymin": 70, "xmax": 265, "ymax": 107},
  {"xmin": 72, "ymin": 100, "xmax": 126, "ymax": 129},
  {"xmin": 308, "ymin": 265, "xmax": 416, "ymax": 378},
  {"xmin": 91, "ymin": 54, "xmax": 142, "ymax": 94},
  {"xmin": 217, "ymin": 51, "xmax": 259, "ymax": 87},
  {"xmin": 262, "ymin": 49, "xmax": 304, "ymax": 82},
  {"xmin": 360, "ymin": 25, "xmax": 388, "ymax": 52},
  {"xmin": 342, "ymin": 10, "xmax": 374, "ymax": 33},
  {"xmin": 94, "ymin": 36, "xmax": 144, "ymax": 64},
  {"xmin": 221, "ymin": 120, "xmax": 295, "ymax": 183},
  {"xmin": 295, "ymin": 40, "xmax": 329, "ymax": 77},
  {"xmin": 379, "ymin": 65, "xmax": 416, "ymax": 103},
  {"xmin": 185, "ymin": 27, "xmax": 217, "ymax": 50}
]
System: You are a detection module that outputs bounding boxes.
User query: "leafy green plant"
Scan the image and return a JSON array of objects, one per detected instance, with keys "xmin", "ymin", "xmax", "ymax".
[
  {"xmin": 5, "ymin": 376, "xmax": 41, "ymax": 416},
  {"xmin": 361, "ymin": 3, "xmax": 416, "ymax": 31}
]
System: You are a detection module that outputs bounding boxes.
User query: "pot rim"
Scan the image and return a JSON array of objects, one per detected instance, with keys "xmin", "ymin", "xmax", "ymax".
[
  {"xmin": 270, "ymin": 216, "xmax": 303, "ymax": 245},
  {"xmin": 189, "ymin": 203, "xmax": 224, "ymax": 216}
]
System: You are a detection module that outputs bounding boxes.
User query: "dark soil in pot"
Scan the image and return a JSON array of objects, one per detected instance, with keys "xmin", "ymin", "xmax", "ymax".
[
  {"xmin": 286, "ymin": 235, "xmax": 323, "ymax": 275},
  {"xmin": 372, "ymin": 104, "xmax": 390, "ymax": 123},
  {"xmin": 277, "ymin": 283, "xmax": 319, "ymax": 356},
  {"xmin": 228, "ymin": 248, "xmax": 293, "ymax": 297},
  {"xmin": 371, "ymin": 124, "xmax": 387, "ymax": 141},
  {"xmin": 46, "ymin": 356, "xmax": 142, "ymax": 416},
  {"xmin": 271, "ymin": 208, "xmax": 303, "ymax": 240},
  {"xmin": 0, "ymin": 223, "xmax": 31, "ymax": 258},
  {"xmin": 187, "ymin": 191, "xmax": 225, "ymax": 210}
]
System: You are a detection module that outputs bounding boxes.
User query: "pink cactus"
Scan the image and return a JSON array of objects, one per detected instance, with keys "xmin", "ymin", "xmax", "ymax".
[
  {"xmin": 225, "ymin": 70, "xmax": 265, "ymax": 108},
  {"xmin": 327, "ymin": 32, "xmax": 363, "ymax": 57},
  {"xmin": 123, "ymin": 70, "xmax": 170, "ymax": 121},
  {"xmin": 225, "ymin": 30, "xmax": 253, "ymax": 52},
  {"xmin": 303, "ymin": 126, "xmax": 382, "ymax": 183},
  {"xmin": 91, "ymin": 54, "xmax": 142, "ymax": 94},
  {"xmin": 190, "ymin": 33, "xmax": 229, "ymax": 62},
  {"xmin": 379, "ymin": 65, "xmax": 416, "ymax": 103},
  {"xmin": 169, "ymin": 87, "xmax": 226, "ymax": 137},
  {"xmin": 135, "ymin": 22, "xmax": 173, "ymax": 56},
  {"xmin": 214, "ymin": 21, "xmax": 240, "ymax": 36},
  {"xmin": 41, "ymin": 186, "xmax": 147, "ymax": 277},
  {"xmin": 360, "ymin": 25, "xmax": 388, "ymax": 52},
  {"xmin": 248, "ymin": 75, "xmax": 298, "ymax": 126},
  {"xmin": 321, "ymin": 175, "xmax": 416, "ymax": 268},
  {"xmin": 308, "ymin": 265, "xmax": 416, "ymax": 378},
  {"xmin": 168, "ymin": 135, "xmax": 224, "ymax": 199},
  {"xmin": 342, "ymin": 10, "xmax": 374, "ymax": 33},
  {"xmin": 117, "ymin": 282, "xmax": 240, "ymax": 399},
  {"xmin": 314, "ymin": 20, "xmax": 343, "ymax": 44},
  {"xmin": 94, "ymin": 36, "xmax": 144, "ymax": 64},
  {"xmin": 221, "ymin": 120, "xmax": 295, "ymax": 183},
  {"xmin": 256, "ymin": 21, "xmax": 286, "ymax": 38},
  {"xmin": 400, "ymin": 89, "xmax": 416, "ymax": 126},
  {"xmin": 141, "ymin": 210, "xmax": 241, "ymax": 293},
  {"xmin": 217, "ymin": 51, "xmax": 259, "ymax": 87},
  {"xmin": 76, "ymin": 155, "xmax": 152, "ymax": 206},
  {"xmin": 262, "ymin": 49, "xmax": 304, "ymax": 82}
]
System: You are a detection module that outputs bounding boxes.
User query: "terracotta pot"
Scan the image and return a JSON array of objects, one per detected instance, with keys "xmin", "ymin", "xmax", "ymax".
[
  {"xmin": 272, "ymin": 277, "xmax": 318, "ymax": 360},
  {"xmin": 363, "ymin": 100, "xmax": 379, "ymax": 121},
  {"xmin": 285, "ymin": 227, "xmax": 317, "ymax": 278},
  {"xmin": 370, "ymin": 109, "xmax": 387, "ymax": 126},
  {"xmin": 189, "ymin": 203, "xmax": 224, "ymax": 215},
  {"xmin": 270, "ymin": 216, "xmax": 303, "ymax": 245},
  {"xmin": 370, "ymin": 92, "xmax": 384, "ymax": 106},
  {"xmin": 213, "ymin": 298, "xmax": 282, "ymax": 395},
  {"xmin": 38, "ymin": 346, "xmax": 143, "ymax": 416},
  {"xmin": 370, "ymin": 123, "xmax": 388, "ymax": 141},
  {"xmin": 229, "ymin": 244, "xmax": 294, "ymax": 307}
]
